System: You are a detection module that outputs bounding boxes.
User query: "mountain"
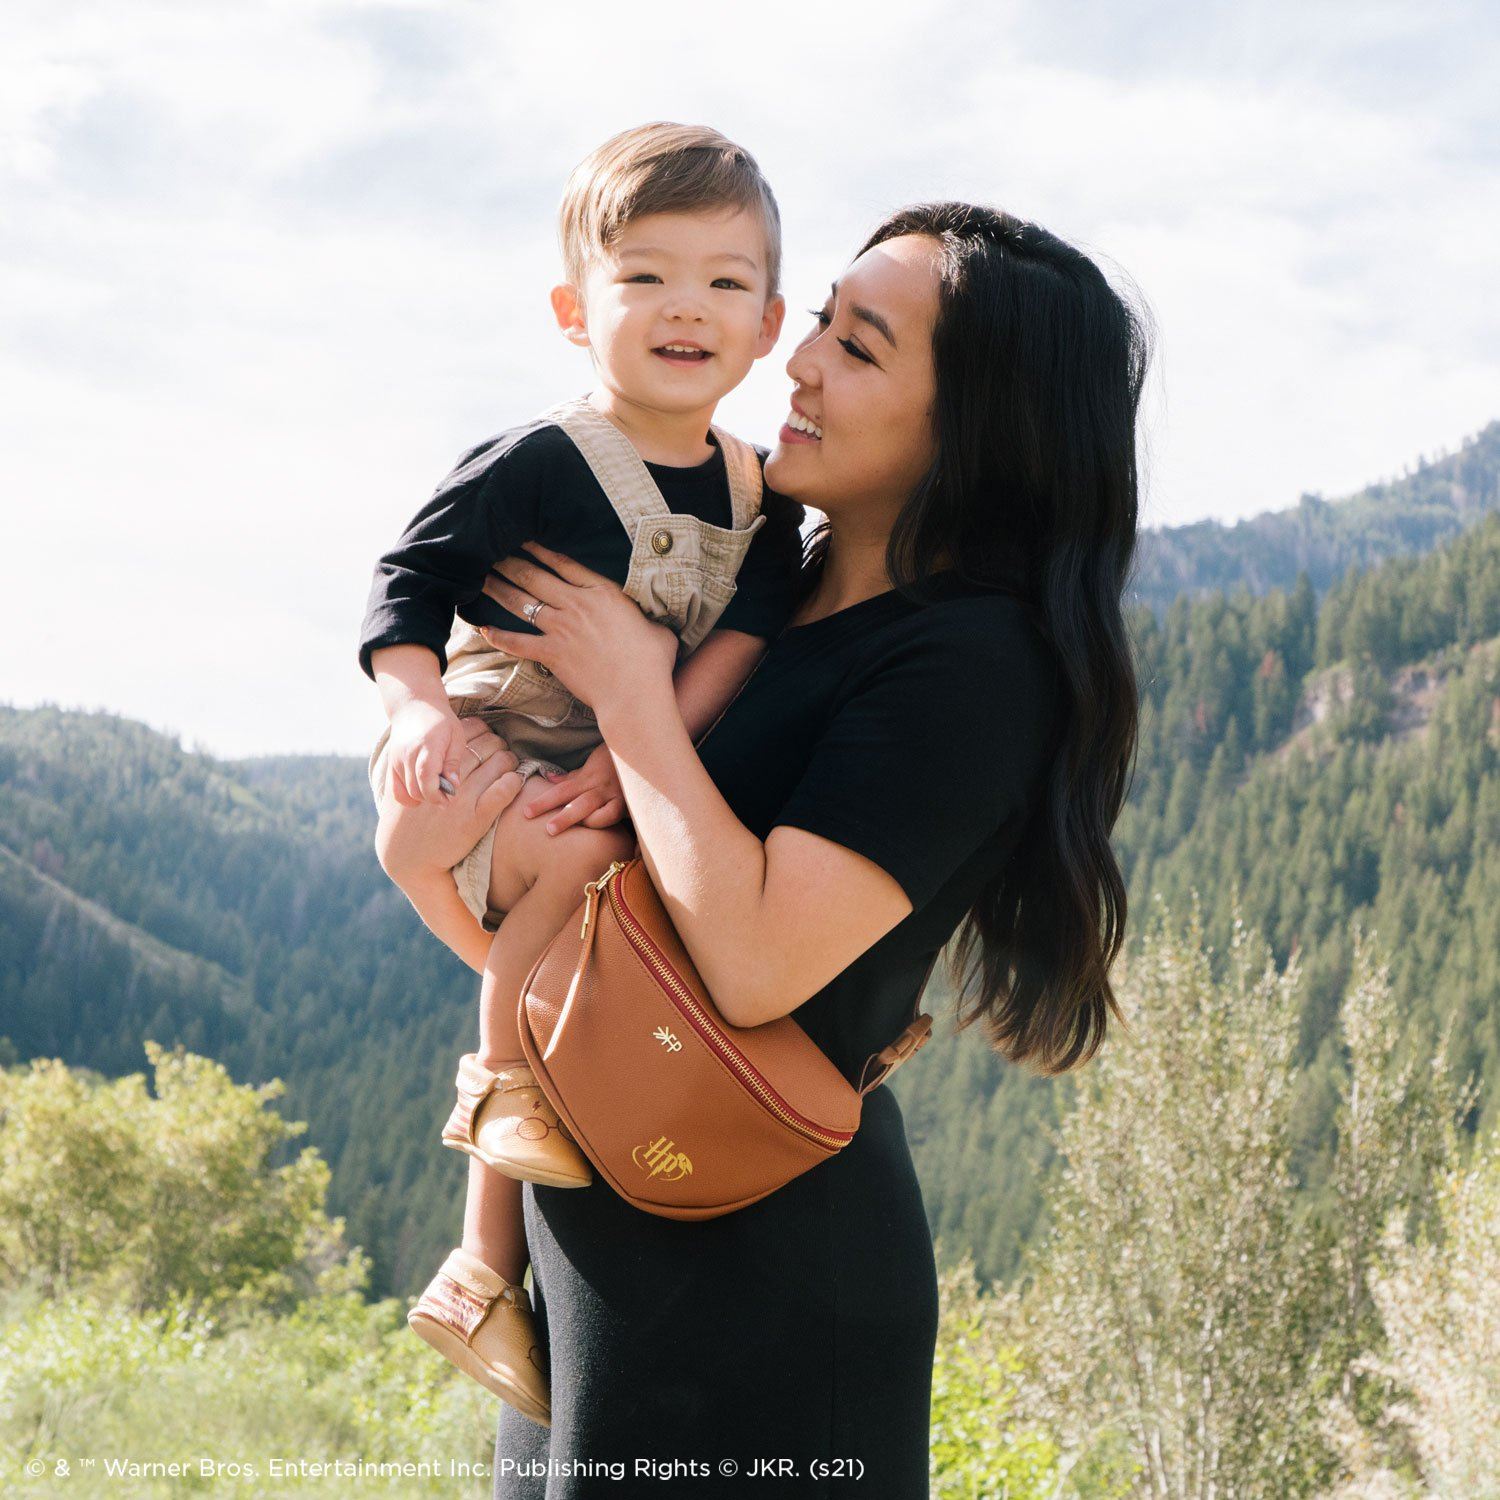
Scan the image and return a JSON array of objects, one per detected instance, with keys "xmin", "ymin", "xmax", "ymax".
[
  {"xmin": 4, "ymin": 441, "xmax": 1499, "ymax": 1300},
  {"xmin": 0, "ymin": 710, "xmax": 478, "ymax": 1298},
  {"xmin": 1129, "ymin": 420, "xmax": 1500, "ymax": 616}
]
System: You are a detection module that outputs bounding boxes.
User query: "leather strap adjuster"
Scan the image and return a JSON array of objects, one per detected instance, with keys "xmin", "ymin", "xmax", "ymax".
[{"xmin": 888, "ymin": 1015, "xmax": 933, "ymax": 1062}]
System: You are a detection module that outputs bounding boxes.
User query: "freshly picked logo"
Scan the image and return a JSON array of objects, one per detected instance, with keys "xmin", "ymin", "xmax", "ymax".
[
  {"xmin": 653, "ymin": 1024, "xmax": 682, "ymax": 1052},
  {"xmin": 633, "ymin": 1134, "xmax": 692, "ymax": 1181}
]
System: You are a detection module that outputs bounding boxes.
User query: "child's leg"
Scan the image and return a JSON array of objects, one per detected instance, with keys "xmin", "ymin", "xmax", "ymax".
[
  {"xmin": 371, "ymin": 726, "xmax": 523, "ymax": 975},
  {"xmin": 473, "ymin": 774, "xmax": 635, "ymax": 1071},
  {"xmin": 461, "ymin": 775, "xmax": 634, "ymax": 1282}
]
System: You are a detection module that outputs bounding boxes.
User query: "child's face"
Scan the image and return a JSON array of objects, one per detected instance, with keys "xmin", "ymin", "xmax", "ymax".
[{"xmin": 553, "ymin": 207, "xmax": 785, "ymax": 416}]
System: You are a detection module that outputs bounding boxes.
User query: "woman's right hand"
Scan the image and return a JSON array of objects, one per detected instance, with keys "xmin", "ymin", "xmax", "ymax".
[{"xmin": 374, "ymin": 719, "xmax": 524, "ymax": 877}]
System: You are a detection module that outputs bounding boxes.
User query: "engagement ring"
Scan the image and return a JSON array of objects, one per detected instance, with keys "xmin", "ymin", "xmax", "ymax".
[{"xmin": 524, "ymin": 599, "xmax": 545, "ymax": 625}]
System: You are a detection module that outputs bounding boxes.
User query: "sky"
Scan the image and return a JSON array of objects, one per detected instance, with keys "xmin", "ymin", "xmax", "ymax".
[{"xmin": 3, "ymin": 0, "xmax": 1497, "ymax": 758}]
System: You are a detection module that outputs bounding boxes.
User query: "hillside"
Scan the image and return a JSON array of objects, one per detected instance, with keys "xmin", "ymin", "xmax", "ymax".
[
  {"xmin": 1129, "ymin": 419, "xmax": 1500, "ymax": 616},
  {"xmin": 894, "ymin": 518, "xmax": 1500, "ymax": 1275},
  {"xmin": 3, "ymin": 507, "xmax": 1499, "ymax": 1301},
  {"xmin": 0, "ymin": 712, "xmax": 480, "ymax": 1298}
]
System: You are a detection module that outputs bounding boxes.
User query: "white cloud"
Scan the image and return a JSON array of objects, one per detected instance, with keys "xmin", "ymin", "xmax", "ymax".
[{"xmin": 1, "ymin": 0, "xmax": 1495, "ymax": 754}]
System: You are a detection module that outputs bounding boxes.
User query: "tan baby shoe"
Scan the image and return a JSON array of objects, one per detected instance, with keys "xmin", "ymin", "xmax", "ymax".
[
  {"xmin": 441, "ymin": 1052, "xmax": 593, "ymax": 1188},
  {"xmin": 407, "ymin": 1247, "xmax": 550, "ymax": 1425}
]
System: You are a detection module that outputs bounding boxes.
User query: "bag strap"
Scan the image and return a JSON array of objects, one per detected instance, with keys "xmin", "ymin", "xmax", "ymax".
[
  {"xmin": 540, "ymin": 867, "xmax": 609, "ymax": 1063},
  {"xmin": 855, "ymin": 951, "xmax": 940, "ymax": 1097}
]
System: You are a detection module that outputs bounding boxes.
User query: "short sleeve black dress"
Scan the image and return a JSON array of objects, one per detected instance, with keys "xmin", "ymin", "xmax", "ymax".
[{"xmin": 492, "ymin": 561, "xmax": 1063, "ymax": 1500}]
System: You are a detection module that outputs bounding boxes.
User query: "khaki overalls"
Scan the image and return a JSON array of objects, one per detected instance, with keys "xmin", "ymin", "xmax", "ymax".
[{"xmin": 368, "ymin": 396, "xmax": 766, "ymax": 929}]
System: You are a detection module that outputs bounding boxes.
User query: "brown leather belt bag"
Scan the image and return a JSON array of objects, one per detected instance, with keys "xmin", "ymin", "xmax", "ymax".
[{"xmin": 517, "ymin": 856, "xmax": 934, "ymax": 1219}]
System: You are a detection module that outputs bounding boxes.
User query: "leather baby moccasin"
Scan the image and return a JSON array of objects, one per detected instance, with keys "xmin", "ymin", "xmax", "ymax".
[
  {"xmin": 440, "ymin": 1052, "xmax": 593, "ymax": 1189},
  {"xmin": 408, "ymin": 1247, "xmax": 551, "ymax": 1425}
]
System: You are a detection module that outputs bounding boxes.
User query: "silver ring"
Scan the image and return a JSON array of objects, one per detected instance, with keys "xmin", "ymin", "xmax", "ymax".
[
  {"xmin": 467, "ymin": 744, "xmax": 484, "ymax": 766},
  {"xmin": 523, "ymin": 599, "xmax": 545, "ymax": 626}
]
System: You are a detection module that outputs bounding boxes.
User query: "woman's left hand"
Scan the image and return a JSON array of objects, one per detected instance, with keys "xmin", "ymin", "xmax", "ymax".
[{"xmin": 478, "ymin": 542, "xmax": 679, "ymax": 718}]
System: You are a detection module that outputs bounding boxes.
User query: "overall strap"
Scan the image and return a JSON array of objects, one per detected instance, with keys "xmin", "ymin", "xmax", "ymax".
[
  {"xmin": 855, "ymin": 951, "xmax": 941, "ymax": 1098},
  {"xmin": 708, "ymin": 425, "xmax": 765, "ymax": 529},
  {"xmin": 543, "ymin": 397, "xmax": 672, "ymax": 538}
]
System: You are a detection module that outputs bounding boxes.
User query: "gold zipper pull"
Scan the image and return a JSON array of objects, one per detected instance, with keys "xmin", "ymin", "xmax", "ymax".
[
  {"xmin": 579, "ymin": 861, "xmax": 628, "ymax": 939},
  {"xmin": 579, "ymin": 878, "xmax": 603, "ymax": 941}
]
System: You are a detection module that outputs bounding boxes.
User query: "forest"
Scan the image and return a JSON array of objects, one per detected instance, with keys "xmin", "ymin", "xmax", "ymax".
[
  {"xmin": 3, "ymin": 426, "xmax": 1498, "ymax": 1296},
  {"xmin": 2, "ymin": 422, "xmax": 1497, "ymax": 1494}
]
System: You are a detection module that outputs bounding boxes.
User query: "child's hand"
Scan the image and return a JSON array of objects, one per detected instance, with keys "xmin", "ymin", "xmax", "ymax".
[
  {"xmin": 387, "ymin": 700, "xmax": 468, "ymax": 807},
  {"xmin": 523, "ymin": 743, "xmax": 628, "ymax": 835}
]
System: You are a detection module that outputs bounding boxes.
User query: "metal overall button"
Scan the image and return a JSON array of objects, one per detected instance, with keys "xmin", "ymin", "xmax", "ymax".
[{"xmin": 650, "ymin": 529, "xmax": 674, "ymax": 556}]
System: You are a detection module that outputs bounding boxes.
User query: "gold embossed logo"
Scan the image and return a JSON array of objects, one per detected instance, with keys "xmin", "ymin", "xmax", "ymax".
[
  {"xmin": 653, "ymin": 1025, "xmax": 682, "ymax": 1053},
  {"xmin": 633, "ymin": 1134, "xmax": 692, "ymax": 1181}
]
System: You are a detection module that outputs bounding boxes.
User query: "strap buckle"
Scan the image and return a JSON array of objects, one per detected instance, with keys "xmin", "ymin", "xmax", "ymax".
[
  {"xmin": 889, "ymin": 1014, "xmax": 933, "ymax": 1063},
  {"xmin": 858, "ymin": 1014, "xmax": 934, "ymax": 1095}
]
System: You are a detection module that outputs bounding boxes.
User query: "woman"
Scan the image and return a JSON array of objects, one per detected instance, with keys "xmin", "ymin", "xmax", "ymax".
[{"xmin": 381, "ymin": 201, "xmax": 1148, "ymax": 1496}]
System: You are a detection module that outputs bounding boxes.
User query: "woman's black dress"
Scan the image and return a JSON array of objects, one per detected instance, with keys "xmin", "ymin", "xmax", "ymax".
[{"xmin": 492, "ymin": 566, "xmax": 1062, "ymax": 1499}]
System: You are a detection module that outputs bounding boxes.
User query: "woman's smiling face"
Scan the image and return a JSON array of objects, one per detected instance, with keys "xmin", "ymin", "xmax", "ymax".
[{"xmin": 764, "ymin": 233, "xmax": 942, "ymax": 519}]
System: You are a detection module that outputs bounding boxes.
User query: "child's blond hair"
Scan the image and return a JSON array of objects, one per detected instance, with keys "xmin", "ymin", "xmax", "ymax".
[{"xmin": 558, "ymin": 122, "xmax": 782, "ymax": 298}]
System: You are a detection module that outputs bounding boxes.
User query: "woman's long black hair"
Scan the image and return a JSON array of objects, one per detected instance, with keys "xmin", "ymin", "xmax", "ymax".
[{"xmin": 806, "ymin": 201, "xmax": 1150, "ymax": 1074}]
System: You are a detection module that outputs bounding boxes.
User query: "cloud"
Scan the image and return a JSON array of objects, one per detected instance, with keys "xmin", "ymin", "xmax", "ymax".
[{"xmin": 1, "ymin": 0, "xmax": 1495, "ymax": 754}]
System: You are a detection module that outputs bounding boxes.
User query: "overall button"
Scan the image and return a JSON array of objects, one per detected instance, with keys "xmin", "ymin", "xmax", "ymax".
[
  {"xmin": 535, "ymin": 664, "xmax": 552, "ymax": 677},
  {"xmin": 650, "ymin": 529, "xmax": 674, "ymax": 556}
]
